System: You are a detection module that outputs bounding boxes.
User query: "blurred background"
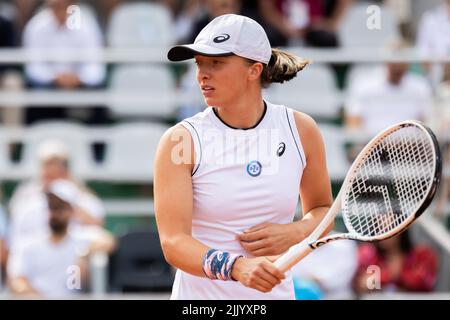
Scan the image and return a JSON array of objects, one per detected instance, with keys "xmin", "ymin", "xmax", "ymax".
[{"xmin": 0, "ymin": 0, "xmax": 449, "ymax": 300}]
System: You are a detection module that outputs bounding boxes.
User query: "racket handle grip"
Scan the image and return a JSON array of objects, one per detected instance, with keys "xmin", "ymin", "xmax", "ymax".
[{"xmin": 274, "ymin": 239, "xmax": 313, "ymax": 273}]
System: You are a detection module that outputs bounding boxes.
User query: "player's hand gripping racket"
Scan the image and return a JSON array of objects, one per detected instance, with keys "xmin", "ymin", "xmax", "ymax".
[{"xmin": 275, "ymin": 120, "xmax": 442, "ymax": 273}]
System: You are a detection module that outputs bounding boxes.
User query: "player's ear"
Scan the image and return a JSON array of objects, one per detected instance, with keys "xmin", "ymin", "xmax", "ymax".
[{"xmin": 248, "ymin": 62, "xmax": 263, "ymax": 81}]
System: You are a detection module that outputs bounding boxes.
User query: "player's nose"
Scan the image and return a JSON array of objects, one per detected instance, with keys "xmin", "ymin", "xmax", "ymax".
[{"xmin": 197, "ymin": 67, "xmax": 211, "ymax": 81}]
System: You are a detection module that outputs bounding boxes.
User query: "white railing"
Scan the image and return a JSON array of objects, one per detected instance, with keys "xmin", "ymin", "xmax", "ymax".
[
  {"xmin": 0, "ymin": 47, "xmax": 449, "ymax": 64},
  {"xmin": 0, "ymin": 89, "xmax": 182, "ymax": 107},
  {"xmin": 0, "ymin": 125, "xmax": 447, "ymax": 180}
]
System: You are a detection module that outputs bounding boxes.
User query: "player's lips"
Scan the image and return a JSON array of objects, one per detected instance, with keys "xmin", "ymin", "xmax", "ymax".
[{"xmin": 201, "ymin": 85, "xmax": 215, "ymax": 96}]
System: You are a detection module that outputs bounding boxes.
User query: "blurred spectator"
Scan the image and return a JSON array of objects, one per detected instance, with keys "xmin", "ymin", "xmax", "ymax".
[
  {"xmin": 23, "ymin": 0, "xmax": 105, "ymax": 88},
  {"xmin": 416, "ymin": 0, "xmax": 450, "ymax": 59},
  {"xmin": 8, "ymin": 183, "xmax": 115, "ymax": 298},
  {"xmin": 243, "ymin": 0, "xmax": 352, "ymax": 47},
  {"xmin": 435, "ymin": 63, "xmax": 450, "ymax": 218},
  {"xmin": 0, "ymin": 15, "xmax": 24, "ymax": 127},
  {"xmin": 167, "ymin": 0, "xmax": 202, "ymax": 44},
  {"xmin": 22, "ymin": 0, "xmax": 108, "ymax": 125},
  {"xmin": 416, "ymin": 0, "xmax": 450, "ymax": 88},
  {"xmin": 10, "ymin": 0, "xmax": 41, "ymax": 36},
  {"xmin": 433, "ymin": 63, "xmax": 450, "ymax": 144},
  {"xmin": 353, "ymin": 229, "xmax": 438, "ymax": 295},
  {"xmin": 291, "ymin": 238, "xmax": 358, "ymax": 299},
  {"xmin": 345, "ymin": 62, "xmax": 433, "ymax": 135},
  {"xmin": 0, "ymin": 206, "xmax": 8, "ymax": 286},
  {"xmin": 384, "ymin": 0, "xmax": 413, "ymax": 40},
  {"xmin": 439, "ymin": 63, "xmax": 450, "ymax": 117},
  {"xmin": 7, "ymin": 139, "xmax": 106, "ymax": 278}
]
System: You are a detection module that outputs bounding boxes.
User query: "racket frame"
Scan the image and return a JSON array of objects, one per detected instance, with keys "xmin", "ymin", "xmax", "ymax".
[{"xmin": 274, "ymin": 121, "xmax": 442, "ymax": 273}]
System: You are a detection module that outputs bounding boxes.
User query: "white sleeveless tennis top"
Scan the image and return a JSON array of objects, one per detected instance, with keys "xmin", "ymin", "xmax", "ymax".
[{"xmin": 171, "ymin": 101, "xmax": 306, "ymax": 300}]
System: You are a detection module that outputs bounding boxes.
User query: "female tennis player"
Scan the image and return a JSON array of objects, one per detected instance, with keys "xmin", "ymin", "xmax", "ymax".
[{"xmin": 154, "ymin": 14, "xmax": 333, "ymax": 300}]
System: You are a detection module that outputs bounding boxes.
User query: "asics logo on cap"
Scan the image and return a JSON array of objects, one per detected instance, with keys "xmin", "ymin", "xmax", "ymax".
[{"xmin": 213, "ymin": 34, "xmax": 231, "ymax": 43}]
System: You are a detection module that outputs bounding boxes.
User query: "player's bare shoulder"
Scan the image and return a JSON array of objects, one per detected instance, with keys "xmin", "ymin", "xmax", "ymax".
[
  {"xmin": 155, "ymin": 123, "xmax": 195, "ymax": 170},
  {"xmin": 159, "ymin": 124, "xmax": 192, "ymax": 147}
]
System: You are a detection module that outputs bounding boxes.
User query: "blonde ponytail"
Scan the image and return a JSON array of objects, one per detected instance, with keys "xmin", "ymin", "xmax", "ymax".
[{"xmin": 261, "ymin": 48, "xmax": 311, "ymax": 87}]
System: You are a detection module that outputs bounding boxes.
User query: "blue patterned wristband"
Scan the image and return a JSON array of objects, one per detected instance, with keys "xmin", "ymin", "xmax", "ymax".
[{"xmin": 202, "ymin": 249, "xmax": 243, "ymax": 281}]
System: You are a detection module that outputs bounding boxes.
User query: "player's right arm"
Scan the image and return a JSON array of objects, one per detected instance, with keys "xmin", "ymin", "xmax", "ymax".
[
  {"xmin": 154, "ymin": 124, "xmax": 210, "ymax": 277},
  {"xmin": 154, "ymin": 124, "xmax": 284, "ymax": 292}
]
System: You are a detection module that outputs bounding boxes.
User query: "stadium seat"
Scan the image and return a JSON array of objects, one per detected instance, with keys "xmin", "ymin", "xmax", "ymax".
[
  {"xmin": 14, "ymin": 122, "xmax": 95, "ymax": 180},
  {"xmin": 67, "ymin": 3, "xmax": 99, "ymax": 25},
  {"xmin": 109, "ymin": 64, "xmax": 178, "ymax": 118},
  {"xmin": 265, "ymin": 64, "xmax": 343, "ymax": 120},
  {"xmin": 345, "ymin": 63, "xmax": 384, "ymax": 95},
  {"xmin": 32, "ymin": 3, "xmax": 99, "ymax": 27},
  {"xmin": 318, "ymin": 124, "xmax": 350, "ymax": 181},
  {"xmin": 338, "ymin": 2, "xmax": 401, "ymax": 48},
  {"xmin": 109, "ymin": 229, "xmax": 174, "ymax": 293},
  {"xmin": 107, "ymin": 2, "xmax": 174, "ymax": 47},
  {"xmin": 92, "ymin": 123, "xmax": 168, "ymax": 182}
]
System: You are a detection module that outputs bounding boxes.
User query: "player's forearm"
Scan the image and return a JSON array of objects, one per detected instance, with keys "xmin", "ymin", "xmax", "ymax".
[
  {"xmin": 293, "ymin": 206, "xmax": 334, "ymax": 241},
  {"xmin": 161, "ymin": 233, "xmax": 211, "ymax": 277}
]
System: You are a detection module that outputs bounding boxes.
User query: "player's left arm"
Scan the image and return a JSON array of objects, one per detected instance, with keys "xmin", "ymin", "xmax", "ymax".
[{"xmin": 238, "ymin": 111, "xmax": 333, "ymax": 256}]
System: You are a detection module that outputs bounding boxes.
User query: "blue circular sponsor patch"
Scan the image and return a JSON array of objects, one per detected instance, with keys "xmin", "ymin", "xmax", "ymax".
[{"xmin": 247, "ymin": 161, "xmax": 262, "ymax": 177}]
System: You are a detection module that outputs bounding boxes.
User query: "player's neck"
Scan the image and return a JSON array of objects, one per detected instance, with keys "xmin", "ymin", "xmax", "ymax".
[{"xmin": 213, "ymin": 96, "xmax": 265, "ymax": 130}]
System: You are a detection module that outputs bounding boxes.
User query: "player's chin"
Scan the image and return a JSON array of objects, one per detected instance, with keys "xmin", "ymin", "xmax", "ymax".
[{"xmin": 203, "ymin": 96, "xmax": 220, "ymax": 106}]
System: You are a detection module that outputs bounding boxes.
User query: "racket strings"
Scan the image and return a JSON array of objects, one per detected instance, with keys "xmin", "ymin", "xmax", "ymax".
[{"xmin": 343, "ymin": 126, "xmax": 435, "ymax": 238}]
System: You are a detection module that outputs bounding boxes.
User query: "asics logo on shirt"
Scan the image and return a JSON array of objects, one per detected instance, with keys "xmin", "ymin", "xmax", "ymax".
[{"xmin": 277, "ymin": 142, "xmax": 286, "ymax": 157}]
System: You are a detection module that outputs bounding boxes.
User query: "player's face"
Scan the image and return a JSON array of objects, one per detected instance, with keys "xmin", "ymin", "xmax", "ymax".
[{"xmin": 195, "ymin": 55, "xmax": 256, "ymax": 107}]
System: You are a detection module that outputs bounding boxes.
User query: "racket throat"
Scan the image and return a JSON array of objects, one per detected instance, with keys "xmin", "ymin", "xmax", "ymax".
[{"xmin": 309, "ymin": 233, "xmax": 359, "ymax": 249}]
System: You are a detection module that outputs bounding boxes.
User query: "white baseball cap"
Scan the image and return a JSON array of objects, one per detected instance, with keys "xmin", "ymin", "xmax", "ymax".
[
  {"xmin": 47, "ymin": 179, "xmax": 81, "ymax": 208},
  {"xmin": 38, "ymin": 139, "xmax": 69, "ymax": 162},
  {"xmin": 168, "ymin": 14, "xmax": 272, "ymax": 64}
]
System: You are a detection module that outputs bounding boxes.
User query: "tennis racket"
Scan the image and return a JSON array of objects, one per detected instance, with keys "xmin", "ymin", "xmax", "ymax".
[{"xmin": 274, "ymin": 120, "xmax": 442, "ymax": 273}]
